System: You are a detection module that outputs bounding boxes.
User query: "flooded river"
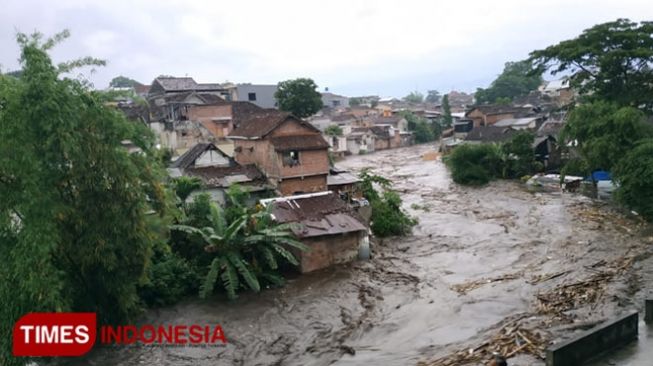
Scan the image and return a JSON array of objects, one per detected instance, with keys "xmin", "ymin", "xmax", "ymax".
[{"xmin": 69, "ymin": 144, "xmax": 652, "ymax": 366}]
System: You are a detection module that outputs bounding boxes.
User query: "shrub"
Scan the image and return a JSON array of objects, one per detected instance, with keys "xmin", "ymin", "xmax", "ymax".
[
  {"xmin": 139, "ymin": 245, "xmax": 199, "ymax": 307},
  {"xmin": 359, "ymin": 169, "xmax": 416, "ymax": 237},
  {"xmin": 446, "ymin": 143, "xmax": 504, "ymax": 185},
  {"xmin": 613, "ymin": 139, "xmax": 653, "ymax": 220},
  {"xmin": 370, "ymin": 191, "xmax": 418, "ymax": 237},
  {"xmin": 502, "ymin": 131, "xmax": 537, "ymax": 178}
]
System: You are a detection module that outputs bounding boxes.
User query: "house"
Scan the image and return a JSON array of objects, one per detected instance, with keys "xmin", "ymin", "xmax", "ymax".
[
  {"xmin": 493, "ymin": 116, "xmax": 541, "ymax": 130},
  {"xmin": 371, "ymin": 115, "xmax": 408, "ymax": 132},
  {"xmin": 446, "ymin": 91, "xmax": 475, "ymax": 108},
  {"xmin": 535, "ymin": 120, "xmax": 565, "ymax": 170},
  {"xmin": 321, "ymin": 92, "xmax": 350, "ymax": 108},
  {"xmin": 465, "ymin": 105, "xmax": 536, "ymax": 128},
  {"xmin": 327, "ymin": 167, "xmax": 361, "ymax": 200},
  {"xmin": 324, "ymin": 133, "xmax": 348, "ymax": 158},
  {"xmin": 539, "ymin": 79, "xmax": 574, "ymax": 106},
  {"xmin": 234, "ymin": 84, "xmax": 278, "ymax": 109},
  {"xmin": 370, "ymin": 125, "xmax": 400, "ymax": 150},
  {"xmin": 148, "ymin": 91, "xmax": 228, "ymax": 152},
  {"xmin": 148, "ymin": 76, "xmax": 232, "ymax": 101},
  {"xmin": 168, "ymin": 143, "xmax": 271, "ymax": 205},
  {"xmin": 351, "ymin": 95, "xmax": 380, "ymax": 107},
  {"xmin": 261, "ymin": 191, "xmax": 368, "ymax": 273},
  {"xmin": 186, "ymin": 101, "xmax": 265, "ymax": 140},
  {"xmin": 453, "ymin": 119, "xmax": 474, "ymax": 139},
  {"xmin": 464, "ymin": 126, "xmax": 518, "ymax": 144},
  {"xmin": 228, "ymin": 111, "xmax": 331, "ymax": 195},
  {"xmin": 346, "ymin": 129, "xmax": 376, "ymax": 155}
]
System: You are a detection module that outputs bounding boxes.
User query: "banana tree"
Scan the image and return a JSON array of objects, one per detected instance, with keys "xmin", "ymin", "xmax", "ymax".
[{"xmin": 171, "ymin": 201, "xmax": 307, "ymax": 299}]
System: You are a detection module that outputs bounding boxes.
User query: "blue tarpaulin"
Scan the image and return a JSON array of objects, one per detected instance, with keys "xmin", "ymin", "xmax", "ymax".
[{"xmin": 586, "ymin": 170, "xmax": 612, "ymax": 181}]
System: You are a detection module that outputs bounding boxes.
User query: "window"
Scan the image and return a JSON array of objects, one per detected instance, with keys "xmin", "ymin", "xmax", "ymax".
[
  {"xmin": 248, "ymin": 92, "xmax": 257, "ymax": 101},
  {"xmin": 332, "ymin": 100, "xmax": 340, "ymax": 107},
  {"xmin": 282, "ymin": 150, "xmax": 300, "ymax": 167}
]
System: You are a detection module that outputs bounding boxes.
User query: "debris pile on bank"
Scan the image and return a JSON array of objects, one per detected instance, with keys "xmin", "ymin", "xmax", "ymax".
[
  {"xmin": 536, "ymin": 256, "xmax": 635, "ymax": 321},
  {"xmin": 417, "ymin": 317, "xmax": 549, "ymax": 366}
]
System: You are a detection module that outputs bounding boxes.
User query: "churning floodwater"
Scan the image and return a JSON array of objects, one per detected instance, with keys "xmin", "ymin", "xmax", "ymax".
[{"xmin": 65, "ymin": 144, "xmax": 653, "ymax": 366}]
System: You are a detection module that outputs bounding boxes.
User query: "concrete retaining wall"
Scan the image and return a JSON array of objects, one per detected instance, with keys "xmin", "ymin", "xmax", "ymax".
[{"xmin": 546, "ymin": 311, "xmax": 638, "ymax": 366}]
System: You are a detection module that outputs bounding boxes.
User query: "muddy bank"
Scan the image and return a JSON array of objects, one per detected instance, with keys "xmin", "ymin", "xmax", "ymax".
[{"xmin": 67, "ymin": 144, "xmax": 652, "ymax": 366}]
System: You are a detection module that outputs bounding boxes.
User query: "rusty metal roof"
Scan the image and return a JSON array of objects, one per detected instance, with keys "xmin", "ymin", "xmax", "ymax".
[{"xmin": 263, "ymin": 192, "xmax": 366, "ymax": 238}]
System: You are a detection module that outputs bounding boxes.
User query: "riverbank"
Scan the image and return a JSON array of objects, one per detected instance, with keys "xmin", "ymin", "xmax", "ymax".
[{"xmin": 66, "ymin": 144, "xmax": 651, "ymax": 366}]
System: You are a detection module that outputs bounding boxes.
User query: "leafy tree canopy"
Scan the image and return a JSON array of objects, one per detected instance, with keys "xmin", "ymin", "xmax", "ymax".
[
  {"xmin": 349, "ymin": 97, "xmax": 361, "ymax": 106},
  {"xmin": 475, "ymin": 60, "xmax": 543, "ymax": 104},
  {"xmin": 426, "ymin": 90, "xmax": 441, "ymax": 104},
  {"xmin": 441, "ymin": 94, "xmax": 453, "ymax": 127},
  {"xmin": 403, "ymin": 91, "xmax": 424, "ymax": 104},
  {"xmin": 0, "ymin": 30, "xmax": 169, "ymax": 366},
  {"xmin": 324, "ymin": 124, "xmax": 343, "ymax": 136},
  {"xmin": 613, "ymin": 139, "xmax": 653, "ymax": 220},
  {"xmin": 275, "ymin": 78, "xmax": 323, "ymax": 118},
  {"xmin": 530, "ymin": 18, "xmax": 653, "ymax": 112},
  {"xmin": 560, "ymin": 100, "xmax": 653, "ymax": 173},
  {"xmin": 109, "ymin": 75, "xmax": 142, "ymax": 88}
]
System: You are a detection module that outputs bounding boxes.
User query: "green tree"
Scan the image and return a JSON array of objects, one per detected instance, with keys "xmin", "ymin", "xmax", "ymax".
[
  {"xmin": 358, "ymin": 170, "xmax": 416, "ymax": 237},
  {"xmin": 474, "ymin": 60, "xmax": 543, "ymax": 104},
  {"xmin": 109, "ymin": 75, "xmax": 142, "ymax": 88},
  {"xmin": 530, "ymin": 19, "xmax": 653, "ymax": 113},
  {"xmin": 349, "ymin": 97, "xmax": 361, "ymax": 106},
  {"xmin": 441, "ymin": 94, "xmax": 453, "ymax": 127},
  {"xmin": 445, "ymin": 144, "xmax": 504, "ymax": 185},
  {"xmin": 502, "ymin": 131, "xmax": 537, "ymax": 178},
  {"xmin": 403, "ymin": 91, "xmax": 424, "ymax": 104},
  {"xmin": 613, "ymin": 139, "xmax": 653, "ymax": 220},
  {"xmin": 275, "ymin": 78, "xmax": 323, "ymax": 118},
  {"xmin": 413, "ymin": 120, "xmax": 435, "ymax": 143},
  {"xmin": 400, "ymin": 111, "xmax": 436, "ymax": 143},
  {"xmin": 560, "ymin": 101, "xmax": 653, "ymax": 173},
  {"xmin": 426, "ymin": 90, "xmax": 441, "ymax": 104},
  {"xmin": 0, "ymin": 30, "xmax": 169, "ymax": 366},
  {"xmin": 324, "ymin": 124, "xmax": 343, "ymax": 136},
  {"xmin": 171, "ymin": 200, "xmax": 307, "ymax": 299},
  {"xmin": 173, "ymin": 176, "xmax": 203, "ymax": 204}
]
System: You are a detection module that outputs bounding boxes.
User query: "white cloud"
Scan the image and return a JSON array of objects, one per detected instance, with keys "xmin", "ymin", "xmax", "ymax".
[{"xmin": 1, "ymin": 0, "xmax": 652, "ymax": 96}]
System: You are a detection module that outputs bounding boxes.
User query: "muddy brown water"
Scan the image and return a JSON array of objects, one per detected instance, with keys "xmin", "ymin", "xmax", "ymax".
[{"xmin": 64, "ymin": 144, "xmax": 652, "ymax": 366}]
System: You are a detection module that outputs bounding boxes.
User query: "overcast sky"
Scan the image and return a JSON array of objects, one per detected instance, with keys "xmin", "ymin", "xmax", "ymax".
[{"xmin": 1, "ymin": 0, "xmax": 651, "ymax": 97}]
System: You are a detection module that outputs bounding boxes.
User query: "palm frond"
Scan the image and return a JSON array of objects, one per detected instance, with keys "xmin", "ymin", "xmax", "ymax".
[
  {"xmin": 261, "ymin": 247, "xmax": 278, "ymax": 269},
  {"xmin": 227, "ymin": 252, "xmax": 260, "ymax": 292},
  {"xmin": 220, "ymin": 257, "xmax": 239, "ymax": 300},
  {"xmin": 270, "ymin": 236, "xmax": 309, "ymax": 252},
  {"xmin": 260, "ymin": 272, "xmax": 285, "ymax": 287},
  {"xmin": 209, "ymin": 203, "xmax": 227, "ymax": 235},
  {"xmin": 199, "ymin": 257, "xmax": 221, "ymax": 299},
  {"xmin": 272, "ymin": 244, "xmax": 300, "ymax": 266},
  {"xmin": 224, "ymin": 216, "xmax": 246, "ymax": 241},
  {"xmin": 171, "ymin": 224, "xmax": 213, "ymax": 244}
]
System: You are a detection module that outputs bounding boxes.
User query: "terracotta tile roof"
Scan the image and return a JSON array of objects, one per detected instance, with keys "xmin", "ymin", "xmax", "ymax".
[
  {"xmin": 228, "ymin": 111, "xmax": 319, "ymax": 139},
  {"xmin": 371, "ymin": 115, "xmax": 403, "ymax": 125},
  {"xmin": 369, "ymin": 125, "xmax": 392, "ymax": 139},
  {"xmin": 270, "ymin": 134, "xmax": 329, "ymax": 152},
  {"xmin": 230, "ymin": 102, "xmax": 265, "ymax": 128}
]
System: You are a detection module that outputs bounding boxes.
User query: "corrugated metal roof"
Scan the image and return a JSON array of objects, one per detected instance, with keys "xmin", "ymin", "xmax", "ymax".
[{"xmin": 263, "ymin": 192, "xmax": 366, "ymax": 238}]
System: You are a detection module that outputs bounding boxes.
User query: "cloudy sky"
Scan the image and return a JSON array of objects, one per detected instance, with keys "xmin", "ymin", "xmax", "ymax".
[{"xmin": 1, "ymin": 0, "xmax": 651, "ymax": 97}]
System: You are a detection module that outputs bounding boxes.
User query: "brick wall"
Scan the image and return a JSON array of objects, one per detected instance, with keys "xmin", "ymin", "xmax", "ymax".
[
  {"xmin": 279, "ymin": 175, "xmax": 327, "ymax": 195},
  {"xmin": 188, "ymin": 104, "xmax": 233, "ymax": 138},
  {"xmin": 296, "ymin": 232, "xmax": 361, "ymax": 273}
]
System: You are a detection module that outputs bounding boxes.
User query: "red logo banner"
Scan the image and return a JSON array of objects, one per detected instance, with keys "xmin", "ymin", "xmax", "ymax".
[{"xmin": 13, "ymin": 312, "xmax": 97, "ymax": 357}]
